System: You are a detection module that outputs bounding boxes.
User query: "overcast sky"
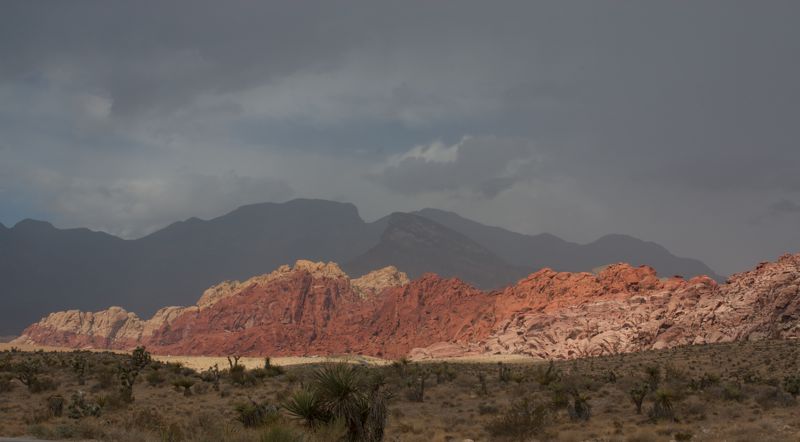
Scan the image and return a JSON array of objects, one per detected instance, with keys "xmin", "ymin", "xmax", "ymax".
[{"xmin": 1, "ymin": 1, "xmax": 799, "ymax": 276}]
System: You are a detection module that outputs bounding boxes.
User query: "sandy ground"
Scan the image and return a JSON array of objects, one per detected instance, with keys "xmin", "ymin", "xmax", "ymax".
[{"xmin": 0, "ymin": 342, "xmax": 543, "ymax": 370}]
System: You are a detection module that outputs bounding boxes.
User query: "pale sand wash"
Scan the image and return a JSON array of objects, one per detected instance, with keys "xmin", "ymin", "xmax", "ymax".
[{"xmin": 0, "ymin": 342, "xmax": 542, "ymax": 370}]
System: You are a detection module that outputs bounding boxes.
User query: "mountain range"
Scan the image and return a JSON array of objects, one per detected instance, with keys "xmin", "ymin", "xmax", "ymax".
[
  {"xmin": 14, "ymin": 254, "xmax": 799, "ymax": 360},
  {"xmin": 0, "ymin": 198, "xmax": 721, "ymax": 335}
]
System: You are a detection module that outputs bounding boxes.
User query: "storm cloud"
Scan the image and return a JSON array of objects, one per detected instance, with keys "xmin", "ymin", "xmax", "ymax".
[{"xmin": 1, "ymin": 0, "xmax": 799, "ymax": 275}]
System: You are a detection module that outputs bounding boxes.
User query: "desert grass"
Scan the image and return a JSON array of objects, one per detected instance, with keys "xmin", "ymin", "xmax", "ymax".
[{"xmin": 0, "ymin": 340, "xmax": 799, "ymax": 441}]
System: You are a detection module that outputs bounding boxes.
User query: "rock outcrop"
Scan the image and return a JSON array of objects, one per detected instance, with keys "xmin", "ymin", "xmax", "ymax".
[
  {"xmin": 14, "ymin": 254, "xmax": 800, "ymax": 360},
  {"xmin": 351, "ymin": 266, "xmax": 410, "ymax": 298}
]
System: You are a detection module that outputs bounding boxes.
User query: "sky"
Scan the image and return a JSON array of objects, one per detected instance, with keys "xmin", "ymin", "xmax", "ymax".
[{"xmin": 1, "ymin": 0, "xmax": 799, "ymax": 276}]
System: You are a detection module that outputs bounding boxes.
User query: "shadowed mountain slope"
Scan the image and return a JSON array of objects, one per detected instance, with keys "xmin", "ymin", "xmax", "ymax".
[
  {"xmin": 343, "ymin": 213, "xmax": 528, "ymax": 289},
  {"xmin": 414, "ymin": 208, "xmax": 723, "ymax": 281}
]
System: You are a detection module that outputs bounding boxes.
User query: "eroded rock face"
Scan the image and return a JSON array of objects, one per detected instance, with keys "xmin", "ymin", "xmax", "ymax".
[
  {"xmin": 351, "ymin": 266, "xmax": 410, "ymax": 298},
  {"xmin": 13, "ymin": 306, "xmax": 144, "ymax": 349},
  {"xmin": 14, "ymin": 254, "xmax": 800, "ymax": 360}
]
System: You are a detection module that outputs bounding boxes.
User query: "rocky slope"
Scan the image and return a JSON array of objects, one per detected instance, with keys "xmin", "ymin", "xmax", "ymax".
[{"xmin": 14, "ymin": 254, "xmax": 800, "ymax": 360}]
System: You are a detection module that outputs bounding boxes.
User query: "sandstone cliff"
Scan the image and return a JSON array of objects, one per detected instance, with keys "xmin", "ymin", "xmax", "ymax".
[{"xmin": 14, "ymin": 254, "xmax": 800, "ymax": 359}]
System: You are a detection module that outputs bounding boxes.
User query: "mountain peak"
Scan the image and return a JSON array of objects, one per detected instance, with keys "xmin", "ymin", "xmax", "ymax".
[{"xmin": 12, "ymin": 219, "xmax": 56, "ymax": 232}]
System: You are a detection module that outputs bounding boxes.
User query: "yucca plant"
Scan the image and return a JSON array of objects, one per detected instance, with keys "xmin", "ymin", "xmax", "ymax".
[
  {"xmin": 283, "ymin": 363, "xmax": 389, "ymax": 442},
  {"xmin": 284, "ymin": 387, "xmax": 328, "ymax": 429}
]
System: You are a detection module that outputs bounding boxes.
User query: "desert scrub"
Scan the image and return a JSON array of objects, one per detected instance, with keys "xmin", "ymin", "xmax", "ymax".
[
  {"xmin": 145, "ymin": 368, "xmax": 166, "ymax": 386},
  {"xmin": 172, "ymin": 377, "xmax": 196, "ymax": 396},
  {"xmin": 67, "ymin": 391, "xmax": 102, "ymax": 419},
  {"xmin": 0, "ymin": 373, "xmax": 14, "ymax": 393},
  {"xmin": 485, "ymin": 397, "xmax": 549, "ymax": 440},
  {"xmin": 234, "ymin": 399, "xmax": 279, "ymax": 428},
  {"xmin": 200, "ymin": 364, "xmax": 221, "ymax": 392},
  {"xmin": 783, "ymin": 374, "xmax": 800, "ymax": 397}
]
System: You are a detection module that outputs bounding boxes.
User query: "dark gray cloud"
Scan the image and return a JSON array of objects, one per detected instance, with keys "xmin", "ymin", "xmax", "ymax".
[{"xmin": 1, "ymin": 0, "xmax": 799, "ymax": 275}]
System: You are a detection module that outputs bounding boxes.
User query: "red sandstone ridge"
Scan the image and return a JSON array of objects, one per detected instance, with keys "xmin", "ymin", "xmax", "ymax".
[{"xmin": 14, "ymin": 254, "xmax": 800, "ymax": 360}]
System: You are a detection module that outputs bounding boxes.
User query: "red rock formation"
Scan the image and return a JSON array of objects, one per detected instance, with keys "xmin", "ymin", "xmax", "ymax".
[{"xmin": 14, "ymin": 254, "xmax": 800, "ymax": 360}]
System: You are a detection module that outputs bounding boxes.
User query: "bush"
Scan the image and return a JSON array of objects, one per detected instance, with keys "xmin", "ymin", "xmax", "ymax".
[
  {"xmin": 29, "ymin": 376, "xmax": 58, "ymax": 393},
  {"xmin": 485, "ymin": 398, "xmax": 549, "ymax": 440},
  {"xmin": 200, "ymin": 364, "xmax": 221, "ymax": 392},
  {"xmin": 783, "ymin": 375, "xmax": 800, "ymax": 397},
  {"xmin": 259, "ymin": 423, "xmax": 305, "ymax": 442},
  {"xmin": 753, "ymin": 385, "xmax": 797, "ymax": 409},
  {"xmin": 229, "ymin": 364, "xmax": 257, "ymax": 386},
  {"xmin": 47, "ymin": 395, "xmax": 65, "ymax": 417},
  {"xmin": 68, "ymin": 391, "xmax": 102, "ymax": 419},
  {"xmin": 146, "ymin": 369, "xmax": 166, "ymax": 387},
  {"xmin": 172, "ymin": 377, "xmax": 195, "ymax": 396},
  {"xmin": 234, "ymin": 400, "xmax": 279, "ymax": 428},
  {"xmin": 0, "ymin": 374, "xmax": 13, "ymax": 393}
]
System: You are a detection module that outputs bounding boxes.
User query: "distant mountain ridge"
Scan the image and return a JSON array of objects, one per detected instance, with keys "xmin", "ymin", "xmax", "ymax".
[
  {"xmin": 413, "ymin": 208, "xmax": 723, "ymax": 281},
  {"xmin": 0, "ymin": 198, "xmax": 721, "ymax": 335}
]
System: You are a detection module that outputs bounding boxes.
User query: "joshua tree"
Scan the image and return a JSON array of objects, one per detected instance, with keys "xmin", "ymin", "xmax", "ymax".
[
  {"xmin": 498, "ymin": 362, "xmax": 512, "ymax": 383},
  {"xmin": 567, "ymin": 388, "xmax": 591, "ymax": 421},
  {"xmin": 131, "ymin": 347, "xmax": 152, "ymax": 371},
  {"xmin": 645, "ymin": 365, "xmax": 661, "ymax": 391},
  {"xmin": 13, "ymin": 359, "xmax": 41, "ymax": 393},
  {"xmin": 406, "ymin": 370, "xmax": 430, "ymax": 402},
  {"xmin": 227, "ymin": 355, "xmax": 241, "ymax": 370},
  {"xmin": 204, "ymin": 364, "xmax": 221, "ymax": 392},
  {"xmin": 72, "ymin": 354, "xmax": 87, "ymax": 386},
  {"xmin": 477, "ymin": 371, "xmax": 488, "ymax": 396},
  {"xmin": 629, "ymin": 384, "xmax": 648, "ymax": 414}
]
